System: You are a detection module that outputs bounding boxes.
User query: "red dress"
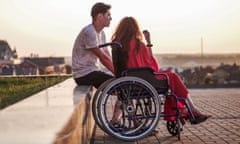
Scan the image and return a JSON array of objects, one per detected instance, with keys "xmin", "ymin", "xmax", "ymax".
[{"xmin": 126, "ymin": 40, "xmax": 188, "ymax": 120}]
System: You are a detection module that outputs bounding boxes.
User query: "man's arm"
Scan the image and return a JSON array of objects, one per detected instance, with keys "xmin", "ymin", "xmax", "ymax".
[{"xmin": 90, "ymin": 48, "xmax": 114, "ymax": 74}]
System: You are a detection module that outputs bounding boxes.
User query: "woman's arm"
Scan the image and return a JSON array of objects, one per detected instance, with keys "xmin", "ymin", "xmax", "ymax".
[{"xmin": 143, "ymin": 30, "xmax": 153, "ymax": 56}]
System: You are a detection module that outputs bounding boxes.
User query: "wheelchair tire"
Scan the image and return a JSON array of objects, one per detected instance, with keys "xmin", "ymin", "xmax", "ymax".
[
  {"xmin": 92, "ymin": 78, "xmax": 115, "ymax": 132},
  {"xmin": 97, "ymin": 76, "xmax": 161, "ymax": 141}
]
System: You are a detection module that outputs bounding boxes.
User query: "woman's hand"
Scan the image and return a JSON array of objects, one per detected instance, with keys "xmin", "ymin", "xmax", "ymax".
[
  {"xmin": 143, "ymin": 30, "xmax": 153, "ymax": 56},
  {"xmin": 143, "ymin": 30, "xmax": 152, "ymax": 46},
  {"xmin": 143, "ymin": 30, "xmax": 153, "ymax": 47}
]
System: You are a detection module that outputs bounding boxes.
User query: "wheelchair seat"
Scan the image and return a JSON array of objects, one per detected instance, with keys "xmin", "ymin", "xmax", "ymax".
[{"xmin": 122, "ymin": 67, "xmax": 169, "ymax": 92}]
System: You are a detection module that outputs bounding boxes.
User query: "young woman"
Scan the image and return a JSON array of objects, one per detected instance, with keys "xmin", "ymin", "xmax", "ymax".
[{"xmin": 111, "ymin": 16, "xmax": 211, "ymax": 124}]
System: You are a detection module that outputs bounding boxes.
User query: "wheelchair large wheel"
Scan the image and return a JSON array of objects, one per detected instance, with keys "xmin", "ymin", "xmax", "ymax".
[
  {"xmin": 97, "ymin": 76, "xmax": 161, "ymax": 141},
  {"xmin": 92, "ymin": 78, "xmax": 115, "ymax": 131}
]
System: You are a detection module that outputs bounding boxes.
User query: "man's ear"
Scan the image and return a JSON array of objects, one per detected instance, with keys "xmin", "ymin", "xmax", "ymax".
[{"xmin": 97, "ymin": 13, "xmax": 103, "ymax": 19}]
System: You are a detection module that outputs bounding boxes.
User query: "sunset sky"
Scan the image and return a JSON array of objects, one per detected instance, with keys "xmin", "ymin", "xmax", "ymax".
[{"xmin": 0, "ymin": 0, "xmax": 240, "ymax": 57}]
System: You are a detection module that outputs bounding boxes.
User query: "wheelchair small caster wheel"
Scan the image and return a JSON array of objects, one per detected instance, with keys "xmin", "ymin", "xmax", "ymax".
[{"xmin": 166, "ymin": 120, "xmax": 182, "ymax": 136}]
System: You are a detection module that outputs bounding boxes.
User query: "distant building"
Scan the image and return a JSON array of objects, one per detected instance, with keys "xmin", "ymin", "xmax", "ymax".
[
  {"xmin": 0, "ymin": 40, "xmax": 67, "ymax": 75},
  {"xmin": 21, "ymin": 57, "xmax": 66, "ymax": 75},
  {"xmin": 0, "ymin": 40, "xmax": 14, "ymax": 61},
  {"xmin": 0, "ymin": 40, "xmax": 15, "ymax": 75}
]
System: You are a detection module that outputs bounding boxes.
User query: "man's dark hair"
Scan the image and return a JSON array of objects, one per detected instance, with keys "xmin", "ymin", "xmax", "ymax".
[{"xmin": 91, "ymin": 2, "xmax": 111, "ymax": 20}]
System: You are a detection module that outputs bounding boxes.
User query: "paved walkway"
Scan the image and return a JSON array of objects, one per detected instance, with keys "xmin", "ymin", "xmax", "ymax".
[{"xmin": 91, "ymin": 88, "xmax": 240, "ymax": 144}]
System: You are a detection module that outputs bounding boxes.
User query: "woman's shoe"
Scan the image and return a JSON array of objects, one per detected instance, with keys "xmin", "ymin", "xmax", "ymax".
[
  {"xmin": 193, "ymin": 111, "xmax": 212, "ymax": 119},
  {"xmin": 181, "ymin": 109, "xmax": 211, "ymax": 125},
  {"xmin": 191, "ymin": 111, "xmax": 212, "ymax": 125}
]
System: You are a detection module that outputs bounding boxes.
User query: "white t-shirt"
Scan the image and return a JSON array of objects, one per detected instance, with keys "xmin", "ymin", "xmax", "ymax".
[{"xmin": 72, "ymin": 24, "xmax": 108, "ymax": 78}]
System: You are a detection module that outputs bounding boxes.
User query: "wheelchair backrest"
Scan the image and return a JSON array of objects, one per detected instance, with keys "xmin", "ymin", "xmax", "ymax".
[{"xmin": 112, "ymin": 47, "xmax": 127, "ymax": 78}]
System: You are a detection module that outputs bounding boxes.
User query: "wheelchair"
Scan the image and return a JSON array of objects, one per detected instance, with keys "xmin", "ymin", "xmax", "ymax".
[{"xmin": 92, "ymin": 42, "xmax": 197, "ymax": 141}]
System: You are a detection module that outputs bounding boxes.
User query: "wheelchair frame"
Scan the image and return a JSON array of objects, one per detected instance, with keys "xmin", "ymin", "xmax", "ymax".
[{"xmin": 92, "ymin": 42, "xmax": 197, "ymax": 141}]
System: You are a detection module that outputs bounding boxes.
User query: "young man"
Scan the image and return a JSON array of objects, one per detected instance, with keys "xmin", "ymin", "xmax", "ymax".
[{"xmin": 72, "ymin": 2, "xmax": 114, "ymax": 88}]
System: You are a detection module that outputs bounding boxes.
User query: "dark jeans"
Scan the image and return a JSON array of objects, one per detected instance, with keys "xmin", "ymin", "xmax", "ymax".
[{"xmin": 74, "ymin": 71, "xmax": 113, "ymax": 88}]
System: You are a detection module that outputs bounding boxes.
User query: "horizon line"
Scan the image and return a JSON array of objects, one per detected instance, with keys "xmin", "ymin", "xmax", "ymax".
[{"xmin": 16, "ymin": 52, "xmax": 240, "ymax": 58}]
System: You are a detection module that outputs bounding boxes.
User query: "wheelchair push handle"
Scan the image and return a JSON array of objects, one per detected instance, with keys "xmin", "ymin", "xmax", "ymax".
[{"xmin": 98, "ymin": 41, "xmax": 122, "ymax": 49}]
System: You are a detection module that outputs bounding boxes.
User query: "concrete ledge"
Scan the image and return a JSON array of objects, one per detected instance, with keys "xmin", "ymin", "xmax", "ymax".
[
  {"xmin": 0, "ymin": 78, "xmax": 77, "ymax": 144},
  {"xmin": 53, "ymin": 85, "xmax": 96, "ymax": 144},
  {"xmin": 0, "ymin": 78, "xmax": 96, "ymax": 144}
]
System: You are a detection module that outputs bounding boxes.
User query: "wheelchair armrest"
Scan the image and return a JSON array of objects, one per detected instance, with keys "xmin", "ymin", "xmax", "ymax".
[
  {"xmin": 154, "ymin": 72, "xmax": 168, "ymax": 77},
  {"xmin": 153, "ymin": 72, "xmax": 170, "ymax": 86}
]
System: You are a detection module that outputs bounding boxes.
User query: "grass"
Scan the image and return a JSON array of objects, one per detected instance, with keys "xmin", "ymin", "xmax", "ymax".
[{"xmin": 0, "ymin": 75, "xmax": 71, "ymax": 109}]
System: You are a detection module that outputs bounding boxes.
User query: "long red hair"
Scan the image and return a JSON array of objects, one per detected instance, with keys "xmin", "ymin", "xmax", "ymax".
[
  {"xmin": 111, "ymin": 16, "xmax": 143, "ymax": 51},
  {"xmin": 111, "ymin": 16, "xmax": 143, "ymax": 76}
]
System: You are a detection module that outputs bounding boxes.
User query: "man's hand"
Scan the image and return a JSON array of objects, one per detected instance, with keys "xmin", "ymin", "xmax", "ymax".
[{"xmin": 90, "ymin": 48, "xmax": 114, "ymax": 73}]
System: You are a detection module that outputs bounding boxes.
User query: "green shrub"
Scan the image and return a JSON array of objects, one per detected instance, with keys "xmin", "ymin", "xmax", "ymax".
[{"xmin": 0, "ymin": 76, "xmax": 70, "ymax": 109}]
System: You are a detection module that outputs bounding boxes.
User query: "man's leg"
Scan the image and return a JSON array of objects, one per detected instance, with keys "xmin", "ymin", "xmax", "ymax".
[{"xmin": 74, "ymin": 71, "xmax": 113, "ymax": 88}]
